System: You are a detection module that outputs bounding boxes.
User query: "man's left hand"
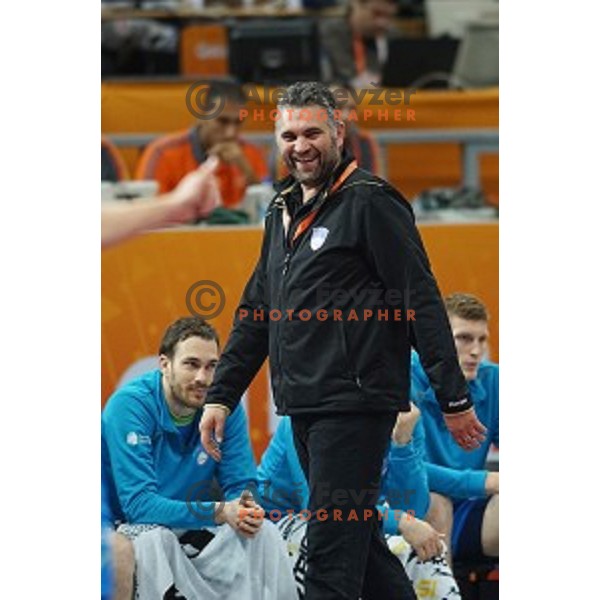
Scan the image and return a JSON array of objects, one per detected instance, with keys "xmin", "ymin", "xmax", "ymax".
[{"xmin": 443, "ymin": 407, "xmax": 487, "ymax": 450}]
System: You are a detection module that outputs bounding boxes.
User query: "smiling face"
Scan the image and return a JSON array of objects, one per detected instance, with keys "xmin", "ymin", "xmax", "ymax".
[
  {"xmin": 276, "ymin": 107, "xmax": 345, "ymax": 190},
  {"xmin": 449, "ymin": 316, "xmax": 489, "ymax": 381},
  {"xmin": 159, "ymin": 336, "xmax": 219, "ymax": 417}
]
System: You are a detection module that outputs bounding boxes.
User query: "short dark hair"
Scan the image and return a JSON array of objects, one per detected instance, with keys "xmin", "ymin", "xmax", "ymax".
[
  {"xmin": 277, "ymin": 81, "xmax": 338, "ymax": 128},
  {"xmin": 445, "ymin": 293, "xmax": 489, "ymax": 322},
  {"xmin": 207, "ymin": 80, "xmax": 246, "ymax": 106},
  {"xmin": 159, "ymin": 317, "xmax": 220, "ymax": 358}
]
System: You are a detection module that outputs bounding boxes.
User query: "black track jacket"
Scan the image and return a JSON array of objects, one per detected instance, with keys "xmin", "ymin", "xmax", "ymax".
[{"xmin": 207, "ymin": 155, "xmax": 471, "ymax": 417}]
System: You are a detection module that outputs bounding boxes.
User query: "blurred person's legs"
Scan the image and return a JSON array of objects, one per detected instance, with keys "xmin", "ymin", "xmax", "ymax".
[{"xmin": 292, "ymin": 413, "xmax": 416, "ymax": 600}]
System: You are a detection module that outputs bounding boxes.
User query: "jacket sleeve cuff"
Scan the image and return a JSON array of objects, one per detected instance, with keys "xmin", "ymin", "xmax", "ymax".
[
  {"xmin": 389, "ymin": 439, "xmax": 415, "ymax": 457},
  {"xmin": 441, "ymin": 396, "xmax": 473, "ymax": 415},
  {"xmin": 204, "ymin": 395, "xmax": 238, "ymax": 413},
  {"xmin": 466, "ymin": 470, "xmax": 489, "ymax": 497},
  {"xmin": 379, "ymin": 504, "xmax": 402, "ymax": 536}
]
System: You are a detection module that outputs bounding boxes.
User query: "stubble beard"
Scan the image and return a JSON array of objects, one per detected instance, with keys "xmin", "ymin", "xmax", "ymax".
[{"xmin": 287, "ymin": 142, "xmax": 340, "ymax": 189}]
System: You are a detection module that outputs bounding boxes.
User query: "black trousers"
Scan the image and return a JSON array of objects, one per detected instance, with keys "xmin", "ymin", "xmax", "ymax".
[{"xmin": 291, "ymin": 412, "xmax": 417, "ymax": 600}]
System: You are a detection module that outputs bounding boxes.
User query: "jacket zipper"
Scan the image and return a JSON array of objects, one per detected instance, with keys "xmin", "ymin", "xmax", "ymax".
[
  {"xmin": 283, "ymin": 252, "xmax": 291, "ymax": 276},
  {"xmin": 278, "ymin": 214, "xmax": 295, "ymax": 412},
  {"xmin": 276, "ymin": 169, "xmax": 355, "ymax": 409},
  {"xmin": 278, "ymin": 197, "xmax": 310, "ymax": 412}
]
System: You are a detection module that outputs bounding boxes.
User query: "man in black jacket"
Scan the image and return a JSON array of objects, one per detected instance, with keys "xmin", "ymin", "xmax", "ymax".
[{"xmin": 200, "ymin": 82, "xmax": 486, "ymax": 599}]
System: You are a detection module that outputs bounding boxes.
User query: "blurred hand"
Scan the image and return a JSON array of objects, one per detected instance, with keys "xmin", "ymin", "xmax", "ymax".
[
  {"xmin": 210, "ymin": 141, "xmax": 260, "ymax": 184},
  {"xmin": 392, "ymin": 403, "xmax": 421, "ymax": 446},
  {"xmin": 485, "ymin": 471, "xmax": 499, "ymax": 495},
  {"xmin": 443, "ymin": 407, "xmax": 487, "ymax": 451},
  {"xmin": 399, "ymin": 514, "xmax": 445, "ymax": 562},
  {"xmin": 199, "ymin": 405, "xmax": 228, "ymax": 462},
  {"xmin": 210, "ymin": 141, "xmax": 244, "ymax": 164},
  {"xmin": 167, "ymin": 156, "xmax": 221, "ymax": 222}
]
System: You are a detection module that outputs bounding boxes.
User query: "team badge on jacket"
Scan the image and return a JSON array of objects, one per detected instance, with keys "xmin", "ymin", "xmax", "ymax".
[{"xmin": 310, "ymin": 227, "xmax": 329, "ymax": 251}]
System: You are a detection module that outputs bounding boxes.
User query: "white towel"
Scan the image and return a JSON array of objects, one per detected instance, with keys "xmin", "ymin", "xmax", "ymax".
[{"xmin": 119, "ymin": 521, "xmax": 298, "ymax": 600}]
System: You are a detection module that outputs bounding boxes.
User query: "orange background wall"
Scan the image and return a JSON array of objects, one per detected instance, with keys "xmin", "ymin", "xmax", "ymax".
[
  {"xmin": 101, "ymin": 83, "xmax": 498, "ymax": 203},
  {"xmin": 102, "ymin": 223, "xmax": 498, "ymax": 458}
]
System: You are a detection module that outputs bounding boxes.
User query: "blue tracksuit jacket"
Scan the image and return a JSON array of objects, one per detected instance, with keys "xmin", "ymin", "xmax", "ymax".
[
  {"xmin": 101, "ymin": 370, "xmax": 257, "ymax": 529},
  {"xmin": 411, "ymin": 352, "xmax": 499, "ymax": 499}
]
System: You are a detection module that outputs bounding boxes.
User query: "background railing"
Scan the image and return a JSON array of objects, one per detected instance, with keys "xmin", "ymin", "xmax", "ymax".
[{"xmin": 108, "ymin": 128, "xmax": 498, "ymax": 188}]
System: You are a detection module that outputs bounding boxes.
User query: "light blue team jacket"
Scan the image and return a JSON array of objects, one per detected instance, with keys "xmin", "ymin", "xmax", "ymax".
[
  {"xmin": 410, "ymin": 352, "xmax": 500, "ymax": 499},
  {"xmin": 257, "ymin": 416, "xmax": 431, "ymax": 535},
  {"xmin": 101, "ymin": 370, "xmax": 257, "ymax": 529}
]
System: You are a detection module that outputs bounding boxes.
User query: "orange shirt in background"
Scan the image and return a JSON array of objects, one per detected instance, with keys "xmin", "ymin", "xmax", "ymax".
[{"xmin": 135, "ymin": 128, "xmax": 269, "ymax": 208}]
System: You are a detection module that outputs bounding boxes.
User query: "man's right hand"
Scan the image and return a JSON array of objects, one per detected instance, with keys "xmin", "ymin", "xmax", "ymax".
[
  {"xmin": 199, "ymin": 405, "xmax": 229, "ymax": 461},
  {"xmin": 443, "ymin": 407, "xmax": 487, "ymax": 451}
]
